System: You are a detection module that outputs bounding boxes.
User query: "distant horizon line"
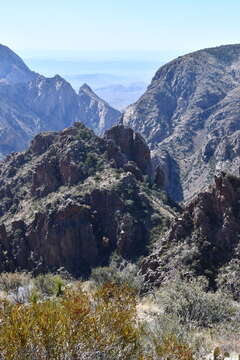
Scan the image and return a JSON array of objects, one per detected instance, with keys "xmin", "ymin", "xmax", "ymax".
[
  {"xmin": 20, "ymin": 49, "xmax": 185, "ymax": 62},
  {"xmin": 8, "ymin": 40, "xmax": 240, "ymax": 58}
]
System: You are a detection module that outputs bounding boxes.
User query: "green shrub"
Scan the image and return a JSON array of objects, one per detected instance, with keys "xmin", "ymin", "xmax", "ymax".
[
  {"xmin": 125, "ymin": 199, "xmax": 135, "ymax": 209},
  {"xmin": 0, "ymin": 272, "xmax": 31, "ymax": 294},
  {"xmin": 213, "ymin": 347, "xmax": 221, "ymax": 360},
  {"xmin": 91, "ymin": 260, "xmax": 144, "ymax": 294},
  {"xmin": 91, "ymin": 266, "xmax": 117, "ymax": 285},
  {"xmin": 154, "ymin": 334, "xmax": 194, "ymax": 360},
  {"xmin": 33, "ymin": 274, "xmax": 65, "ymax": 297},
  {"xmin": 155, "ymin": 277, "xmax": 235, "ymax": 327},
  {"xmin": 217, "ymin": 262, "xmax": 240, "ymax": 300}
]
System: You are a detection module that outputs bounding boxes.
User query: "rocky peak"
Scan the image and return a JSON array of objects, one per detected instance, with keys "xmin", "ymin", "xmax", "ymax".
[
  {"xmin": 79, "ymin": 83, "xmax": 94, "ymax": 94},
  {"xmin": 78, "ymin": 83, "xmax": 121, "ymax": 136},
  {"xmin": 0, "ymin": 123, "xmax": 170, "ymax": 276},
  {"xmin": 30, "ymin": 132, "xmax": 59, "ymax": 155},
  {"xmin": 0, "ymin": 44, "xmax": 36, "ymax": 84},
  {"xmin": 0, "ymin": 45, "xmax": 120, "ymax": 158},
  {"xmin": 141, "ymin": 172, "xmax": 240, "ymax": 297},
  {"xmin": 104, "ymin": 125, "xmax": 152, "ymax": 176}
]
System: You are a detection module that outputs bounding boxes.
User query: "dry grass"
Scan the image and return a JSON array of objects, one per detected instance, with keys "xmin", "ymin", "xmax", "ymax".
[
  {"xmin": 0, "ymin": 272, "xmax": 31, "ymax": 294},
  {"xmin": 0, "ymin": 272, "xmax": 239, "ymax": 359},
  {"xmin": 0, "ymin": 282, "xmax": 143, "ymax": 359}
]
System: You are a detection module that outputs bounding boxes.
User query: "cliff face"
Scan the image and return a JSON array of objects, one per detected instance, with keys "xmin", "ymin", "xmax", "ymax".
[
  {"xmin": 0, "ymin": 45, "xmax": 120, "ymax": 158},
  {"xmin": 141, "ymin": 172, "xmax": 240, "ymax": 297},
  {"xmin": 0, "ymin": 75, "xmax": 80, "ymax": 157},
  {"xmin": 123, "ymin": 44, "xmax": 240, "ymax": 201},
  {"xmin": 0, "ymin": 123, "xmax": 170, "ymax": 276},
  {"xmin": 78, "ymin": 84, "xmax": 121, "ymax": 136}
]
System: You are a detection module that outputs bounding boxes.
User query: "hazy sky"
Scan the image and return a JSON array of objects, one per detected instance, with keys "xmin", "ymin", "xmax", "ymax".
[{"xmin": 1, "ymin": 0, "xmax": 240, "ymax": 59}]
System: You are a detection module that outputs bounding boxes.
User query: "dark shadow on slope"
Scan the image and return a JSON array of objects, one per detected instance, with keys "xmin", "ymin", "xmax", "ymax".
[{"xmin": 166, "ymin": 157, "xmax": 183, "ymax": 203}]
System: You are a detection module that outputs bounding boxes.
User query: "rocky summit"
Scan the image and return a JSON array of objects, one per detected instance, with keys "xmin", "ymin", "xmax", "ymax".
[
  {"xmin": 0, "ymin": 44, "xmax": 120, "ymax": 158},
  {"xmin": 0, "ymin": 123, "xmax": 173, "ymax": 276},
  {"xmin": 123, "ymin": 44, "xmax": 240, "ymax": 201},
  {"xmin": 0, "ymin": 44, "xmax": 36, "ymax": 84},
  {"xmin": 141, "ymin": 172, "xmax": 240, "ymax": 298},
  {"xmin": 78, "ymin": 83, "xmax": 121, "ymax": 135}
]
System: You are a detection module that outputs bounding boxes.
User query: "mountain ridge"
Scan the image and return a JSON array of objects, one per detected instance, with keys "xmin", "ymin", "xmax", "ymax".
[
  {"xmin": 123, "ymin": 43, "xmax": 240, "ymax": 201},
  {"xmin": 0, "ymin": 44, "xmax": 37, "ymax": 84},
  {"xmin": 0, "ymin": 122, "xmax": 170, "ymax": 276},
  {"xmin": 0, "ymin": 45, "xmax": 120, "ymax": 158}
]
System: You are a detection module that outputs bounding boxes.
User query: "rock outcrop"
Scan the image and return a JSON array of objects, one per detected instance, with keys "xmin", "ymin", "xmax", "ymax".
[
  {"xmin": 123, "ymin": 44, "xmax": 240, "ymax": 201},
  {"xmin": 141, "ymin": 172, "xmax": 240, "ymax": 297},
  {"xmin": 78, "ymin": 84, "xmax": 121, "ymax": 135},
  {"xmin": 104, "ymin": 125, "xmax": 152, "ymax": 176},
  {"xmin": 0, "ymin": 123, "xmax": 170, "ymax": 276},
  {"xmin": 0, "ymin": 44, "xmax": 120, "ymax": 158}
]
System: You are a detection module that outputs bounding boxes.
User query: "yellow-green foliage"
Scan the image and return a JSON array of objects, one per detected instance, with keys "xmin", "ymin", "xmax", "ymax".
[
  {"xmin": 33, "ymin": 274, "xmax": 66, "ymax": 297},
  {"xmin": 0, "ymin": 279, "xmax": 198, "ymax": 359},
  {"xmin": 213, "ymin": 347, "xmax": 222, "ymax": 360},
  {"xmin": 0, "ymin": 282, "xmax": 143, "ymax": 359},
  {"xmin": 154, "ymin": 335, "xmax": 194, "ymax": 360}
]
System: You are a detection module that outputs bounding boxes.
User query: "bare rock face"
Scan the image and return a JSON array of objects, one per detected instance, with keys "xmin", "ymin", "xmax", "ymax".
[
  {"xmin": 0, "ymin": 44, "xmax": 36, "ymax": 84},
  {"xmin": 0, "ymin": 123, "xmax": 169, "ymax": 276},
  {"xmin": 123, "ymin": 44, "xmax": 240, "ymax": 201},
  {"xmin": 141, "ymin": 173, "xmax": 240, "ymax": 296},
  {"xmin": 78, "ymin": 84, "xmax": 121, "ymax": 136},
  {"xmin": 0, "ymin": 45, "xmax": 120, "ymax": 158},
  {"xmin": 104, "ymin": 125, "xmax": 152, "ymax": 176}
]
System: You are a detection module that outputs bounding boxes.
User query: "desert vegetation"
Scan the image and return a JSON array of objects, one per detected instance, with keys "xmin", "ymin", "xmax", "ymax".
[{"xmin": 0, "ymin": 266, "xmax": 239, "ymax": 359}]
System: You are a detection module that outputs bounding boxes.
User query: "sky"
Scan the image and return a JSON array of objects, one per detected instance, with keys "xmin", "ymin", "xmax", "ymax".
[{"xmin": 1, "ymin": 0, "xmax": 240, "ymax": 59}]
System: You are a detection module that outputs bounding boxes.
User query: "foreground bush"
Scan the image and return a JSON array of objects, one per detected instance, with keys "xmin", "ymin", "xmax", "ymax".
[
  {"xmin": 90, "ymin": 255, "xmax": 144, "ymax": 294},
  {"xmin": 2, "ymin": 273, "xmax": 238, "ymax": 358},
  {"xmin": 0, "ymin": 272, "xmax": 31, "ymax": 294},
  {"xmin": 0, "ymin": 279, "xmax": 198, "ymax": 360},
  {"xmin": 0, "ymin": 282, "xmax": 142, "ymax": 359},
  {"xmin": 154, "ymin": 335, "xmax": 194, "ymax": 360},
  {"xmin": 0, "ymin": 272, "xmax": 32, "ymax": 303},
  {"xmin": 155, "ymin": 277, "xmax": 235, "ymax": 327},
  {"xmin": 33, "ymin": 273, "xmax": 65, "ymax": 297}
]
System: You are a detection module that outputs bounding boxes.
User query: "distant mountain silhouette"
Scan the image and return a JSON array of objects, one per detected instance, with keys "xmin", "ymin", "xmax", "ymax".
[
  {"xmin": 95, "ymin": 82, "xmax": 147, "ymax": 110},
  {"xmin": 0, "ymin": 44, "xmax": 120, "ymax": 158}
]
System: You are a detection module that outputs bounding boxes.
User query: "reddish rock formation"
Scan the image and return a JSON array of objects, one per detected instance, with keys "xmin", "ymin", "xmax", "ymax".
[
  {"xmin": 0, "ymin": 122, "xmax": 166, "ymax": 276},
  {"xmin": 141, "ymin": 173, "xmax": 240, "ymax": 294},
  {"xmin": 104, "ymin": 125, "xmax": 152, "ymax": 176}
]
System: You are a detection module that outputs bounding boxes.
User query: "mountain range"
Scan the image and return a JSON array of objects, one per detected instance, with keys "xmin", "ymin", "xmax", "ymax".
[
  {"xmin": 65, "ymin": 74, "xmax": 148, "ymax": 110},
  {"xmin": 123, "ymin": 44, "xmax": 240, "ymax": 201},
  {"xmin": 1, "ymin": 42, "xmax": 240, "ymax": 297},
  {"xmin": 4, "ymin": 43, "xmax": 240, "ymax": 204},
  {"xmin": 0, "ymin": 44, "xmax": 120, "ymax": 158},
  {"xmin": 95, "ymin": 82, "xmax": 147, "ymax": 110}
]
